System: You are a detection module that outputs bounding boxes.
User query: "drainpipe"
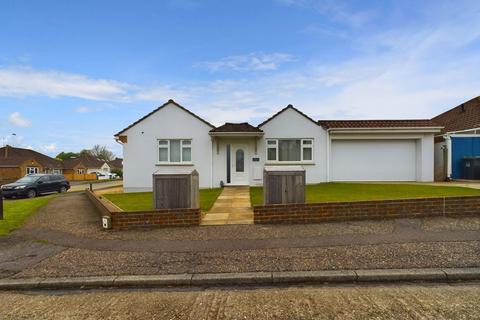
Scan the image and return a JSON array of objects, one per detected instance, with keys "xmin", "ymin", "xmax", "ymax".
[
  {"xmin": 210, "ymin": 137, "xmax": 214, "ymax": 188},
  {"xmin": 445, "ymin": 135, "xmax": 452, "ymax": 180},
  {"xmin": 326, "ymin": 130, "xmax": 330, "ymax": 182}
]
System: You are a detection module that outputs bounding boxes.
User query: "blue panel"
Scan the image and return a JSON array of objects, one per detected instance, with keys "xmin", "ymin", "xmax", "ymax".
[{"xmin": 451, "ymin": 137, "xmax": 480, "ymax": 179}]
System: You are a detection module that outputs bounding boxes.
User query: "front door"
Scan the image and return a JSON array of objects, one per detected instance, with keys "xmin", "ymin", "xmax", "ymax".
[{"xmin": 230, "ymin": 144, "xmax": 249, "ymax": 185}]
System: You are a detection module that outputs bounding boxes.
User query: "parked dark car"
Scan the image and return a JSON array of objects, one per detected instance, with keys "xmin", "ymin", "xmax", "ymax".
[{"xmin": 1, "ymin": 174, "xmax": 70, "ymax": 199}]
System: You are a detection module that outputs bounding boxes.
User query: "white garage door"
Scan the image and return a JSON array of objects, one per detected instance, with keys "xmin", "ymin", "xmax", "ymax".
[{"xmin": 331, "ymin": 140, "xmax": 417, "ymax": 181}]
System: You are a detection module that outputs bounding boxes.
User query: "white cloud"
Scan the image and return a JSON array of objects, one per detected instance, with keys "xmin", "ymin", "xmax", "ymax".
[
  {"xmin": 197, "ymin": 53, "xmax": 294, "ymax": 72},
  {"xmin": 135, "ymin": 85, "xmax": 190, "ymax": 102},
  {"xmin": 74, "ymin": 106, "xmax": 90, "ymax": 113},
  {"xmin": 0, "ymin": 67, "xmax": 131, "ymax": 101},
  {"xmin": 277, "ymin": 0, "xmax": 374, "ymax": 28},
  {"xmin": 42, "ymin": 143, "xmax": 57, "ymax": 153},
  {"xmin": 8, "ymin": 112, "xmax": 31, "ymax": 127}
]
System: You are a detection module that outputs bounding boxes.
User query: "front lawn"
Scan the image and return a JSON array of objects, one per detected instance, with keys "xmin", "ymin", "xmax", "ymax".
[
  {"xmin": 0, "ymin": 195, "xmax": 56, "ymax": 236},
  {"xmin": 250, "ymin": 183, "xmax": 480, "ymax": 206},
  {"xmin": 103, "ymin": 188, "xmax": 223, "ymax": 212}
]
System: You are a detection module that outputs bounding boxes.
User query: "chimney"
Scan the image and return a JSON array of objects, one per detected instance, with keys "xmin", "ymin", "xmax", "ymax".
[{"xmin": 4, "ymin": 145, "xmax": 9, "ymax": 159}]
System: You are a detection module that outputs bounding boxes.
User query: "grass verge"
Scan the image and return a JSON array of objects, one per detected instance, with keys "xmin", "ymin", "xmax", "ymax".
[
  {"xmin": 0, "ymin": 195, "xmax": 56, "ymax": 236},
  {"xmin": 103, "ymin": 188, "xmax": 223, "ymax": 212},
  {"xmin": 250, "ymin": 183, "xmax": 480, "ymax": 206}
]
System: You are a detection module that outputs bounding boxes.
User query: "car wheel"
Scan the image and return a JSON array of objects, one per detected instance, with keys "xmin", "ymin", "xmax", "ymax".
[
  {"xmin": 59, "ymin": 186, "xmax": 67, "ymax": 193},
  {"xmin": 27, "ymin": 189, "xmax": 37, "ymax": 199}
]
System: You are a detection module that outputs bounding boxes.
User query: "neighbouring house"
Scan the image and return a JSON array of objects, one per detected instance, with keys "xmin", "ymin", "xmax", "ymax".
[
  {"xmin": 115, "ymin": 99, "xmax": 442, "ymax": 192},
  {"xmin": 108, "ymin": 158, "xmax": 123, "ymax": 171},
  {"xmin": 432, "ymin": 96, "xmax": 480, "ymax": 181},
  {"xmin": 0, "ymin": 145, "xmax": 63, "ymax": 184},
  {"xmin": 62, "ymin": 155, "xmax": 112, "ymax": 175}
]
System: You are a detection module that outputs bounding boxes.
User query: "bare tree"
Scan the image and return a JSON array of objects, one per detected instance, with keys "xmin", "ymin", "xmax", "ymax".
[{"xmin": 89, "ymin": 145, "xmax": 115, "ymax": 161}]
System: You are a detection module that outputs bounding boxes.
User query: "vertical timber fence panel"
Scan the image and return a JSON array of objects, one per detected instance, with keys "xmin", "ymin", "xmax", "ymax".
[
  {"xmin": 263, "ymin": 166, "xmax": 306, "ymax": 205},
  {"xmin": 152, "ymin": 169, "xmax": 199, "ymax": 209}
]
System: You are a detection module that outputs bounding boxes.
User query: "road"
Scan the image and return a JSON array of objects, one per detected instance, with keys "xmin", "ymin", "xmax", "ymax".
[{"xmin": 0, "ymin": 283, "xmax": 479, "ymax": 319}]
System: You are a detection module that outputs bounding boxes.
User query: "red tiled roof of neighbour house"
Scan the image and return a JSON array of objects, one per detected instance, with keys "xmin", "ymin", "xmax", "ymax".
[
  {"xmin": 62, "ymin": 155, "xmax": 106, "ymax": 170},
  {"xmin": 431, "ymin": 96, "xmax": 480, "ymax": 134},
  {"xmin": 210, "ymin": 122, "xmax": 263, "ymax": 133},
  {"xmin": 108, "ymin": 158, "xmax": 123, "ymax": 169},
  {"xmin": 0, "ymin": 146, "xmax": 63, "ymax": 168},
  {"xmin": 318, "ymin": 119, "xmax": 442, "ymax": 129},
  {"xmin": 114, "ymin": 99, "xmax": 215, "ymax": 137},
  {"xmin": 257, "ymin": 104, "xmax": 319, "ymax": 128}
]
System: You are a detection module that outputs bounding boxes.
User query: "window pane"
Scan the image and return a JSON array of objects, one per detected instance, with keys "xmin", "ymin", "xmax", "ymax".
[
  {"xmin": 279, "ymin": 140, "xmax": 301, "ymax": 161},
  {"xmin": 303, "ymin": 140, "xmax": 312, "ymax": 145},
  {"xmin": 182, "ymin": 140, "xmax": 191, "ymax": 145},
  {"xmin": 170, "ymin": 140, "xmax": 181, "ymax": 162},
  {"xmin": 303, "ymin": 147, "xmax": 312, "ymax": 160},
  {"xmin": 267, "ymin": 140, "xmax": 277, "ymax": 145},
  {"xmin": 159, "ymin": 147, "xmax": 168, "ymax": 161},
  {"xmin": 159, "ymin": 140, "xmax": 168, "ymax": 145},
  {"xmin": 182, "ymin": 147, "xmax": 191, "ymax": 162},
  {"xmin": 267, "ymin": 148, "xmax": 277, "ymax": 161},
  {"xmin": 236, "ymin": 149, "xmax": 244, "ymax": 172}
]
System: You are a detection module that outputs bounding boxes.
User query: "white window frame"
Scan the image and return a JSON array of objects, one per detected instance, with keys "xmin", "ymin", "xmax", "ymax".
[
  {"xmin": 266, "ymin": 138, "xmax": 314, "ymax": 163},
  {"xmin": 77, "ymin": 169, "xmax": 85, "ymax": 174},
  {"xmin": 26, "ymin": 167, "xmax": 39, "ymax": 175},
  {"xmin": 52, "ymin": 169, "xmax": 62, "ymax": 174},
  {"xmin": 157, "ymin": 139, "xmax": 192, "ymax": 164}
]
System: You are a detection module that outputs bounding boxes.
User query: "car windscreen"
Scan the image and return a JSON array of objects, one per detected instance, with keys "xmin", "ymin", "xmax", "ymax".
[{"xmin": 16, "ymin": 176, "xmax": 40, "ymax": 183}]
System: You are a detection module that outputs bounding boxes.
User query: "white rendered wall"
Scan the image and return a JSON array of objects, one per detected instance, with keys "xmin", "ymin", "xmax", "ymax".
[
  {"xmin": 258, "ymin": 108, "xmax": 328, "ymax": 184},
  {"xmin": 121, "ymin": 102, "xmax": 213, "ymax": 192}
]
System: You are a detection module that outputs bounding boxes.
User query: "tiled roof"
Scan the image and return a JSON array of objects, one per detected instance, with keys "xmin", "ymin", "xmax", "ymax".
[
  {"xmin": 318, "ymin": 119, "xmax": 442, "ymax": 129},
  {"xmin": 115, "ymin": 99, "xmax": 215, "ymax": 137},
  {"xmin": 210, "ymin": 122, "xmax": 263, "ymax": 133},
  {"xmin": 62, "ymin": 155, "xmax": 106, "ymax": 169},
  {"xmin": 0, "ymin": 146, "xmax": 63, "ymax": 168},
  {"xmin": 432, "ymin": 96, "xmax": 480, "ymax": 134},
  {"xmin": 108, "ymin": 158, "xmax": 123, "ymax": 169}
]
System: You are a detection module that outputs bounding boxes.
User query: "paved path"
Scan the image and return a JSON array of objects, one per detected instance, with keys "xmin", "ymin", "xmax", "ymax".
[
  {"xmin": 201, "ymin": 186, "xmax": 253, "ymax": 225},
  {"xmin": 1, "ymin": 283, "xmax": 479, "ymax": 319}
]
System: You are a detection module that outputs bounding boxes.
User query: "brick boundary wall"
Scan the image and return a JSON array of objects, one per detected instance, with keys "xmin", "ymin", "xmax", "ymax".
[
  {"xmin": 85, "ymin": 189, "xmax": 201, "ymax": 229},
  {"xmin": 253, "ymin": 196, "xmax": 480, "ymax": 224}
]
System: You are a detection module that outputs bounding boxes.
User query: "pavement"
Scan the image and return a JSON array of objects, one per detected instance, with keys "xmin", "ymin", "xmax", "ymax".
[
  {"xmin": 0, "ymin": 192, "xmax": 479, "ymax": 284},
  {"xmin": 1, "ymin": 282, "xmax": 479, "ymax": 319},
  {"xmin": 68, "ymin": 180, "xmax": 123, "ymax": 192}
]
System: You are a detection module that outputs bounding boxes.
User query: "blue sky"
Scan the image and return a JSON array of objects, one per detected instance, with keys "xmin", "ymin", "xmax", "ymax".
[{"xmin": 0, "ymin": 0, "xmax": 479, "ymax": 157}]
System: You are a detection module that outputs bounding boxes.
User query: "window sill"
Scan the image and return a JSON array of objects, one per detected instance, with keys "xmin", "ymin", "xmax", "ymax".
[
  {"xmin": 156, "ymin": 162, "xmax": 194, "ymax": 166},
  {"xmin": 265, "ymin": 161, "xmax": 315, "ymax": 165}
]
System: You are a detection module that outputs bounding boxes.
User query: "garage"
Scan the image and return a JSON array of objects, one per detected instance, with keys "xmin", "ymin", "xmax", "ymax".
[{"xmin": 331, "ymin": 139, "xmax": 417, "ymax": 181}]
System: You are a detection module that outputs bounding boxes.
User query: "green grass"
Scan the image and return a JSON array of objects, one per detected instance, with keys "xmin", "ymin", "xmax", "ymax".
[
  {"xmin": 103, "ymin": 188, "xmax": 223, "ymax": 212},
  {"xmin": 0, "ymin": 195, "xmax": 56, "ymax": 236},
  {"xmin": 250, "ymin": 183, "xmax": 480, "ymax": 206}
]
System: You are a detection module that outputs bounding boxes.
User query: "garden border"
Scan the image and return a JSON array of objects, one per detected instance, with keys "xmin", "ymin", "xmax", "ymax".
[{"xmin": 85, "ymin": 189, "xmax": 201, "ymax": 229}]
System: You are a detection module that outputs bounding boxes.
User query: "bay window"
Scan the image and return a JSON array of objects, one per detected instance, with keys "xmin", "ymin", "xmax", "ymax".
[
  {"xmin": 158, "ymin": 139, "xmax": 192, "ymax": 163},
  {"xmin": 266, "ymin": 139, "xmax": 313, "ymax": 162}
]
